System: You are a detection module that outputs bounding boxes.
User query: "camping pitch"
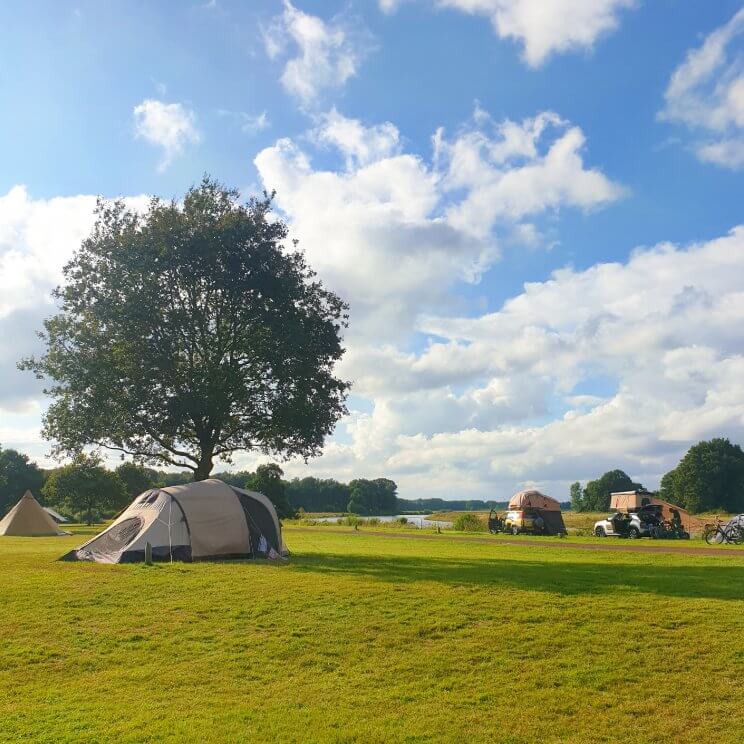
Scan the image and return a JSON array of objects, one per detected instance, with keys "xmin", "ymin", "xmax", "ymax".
[
  {"xmin": 0, "ymin": 491, "xmax": 68, "ymax": 537},
  {"xmin": 63, "ymin": 478, "xmax": 286, "ymax": 563}
]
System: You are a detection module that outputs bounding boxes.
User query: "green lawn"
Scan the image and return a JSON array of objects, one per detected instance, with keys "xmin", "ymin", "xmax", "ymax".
[{"xmin": 1, "ymin": 527, "xmax": 744, "ymax": 743}]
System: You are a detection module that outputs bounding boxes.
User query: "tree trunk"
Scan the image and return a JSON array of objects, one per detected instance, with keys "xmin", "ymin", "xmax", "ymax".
[{"xmin": 194, "ymin": 452, "xmax": 214, "ymax": 481}]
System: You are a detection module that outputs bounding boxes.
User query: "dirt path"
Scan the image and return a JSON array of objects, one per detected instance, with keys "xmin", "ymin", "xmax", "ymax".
[{"xmin": 287, "ymin": 526, "xmax": 744, "ymax": 558}]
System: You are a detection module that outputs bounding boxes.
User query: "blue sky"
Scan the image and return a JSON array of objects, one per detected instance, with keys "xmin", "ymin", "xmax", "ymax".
[{"xmin": 1, "ymin": 1, "xmax": 743, "ymax": 499}]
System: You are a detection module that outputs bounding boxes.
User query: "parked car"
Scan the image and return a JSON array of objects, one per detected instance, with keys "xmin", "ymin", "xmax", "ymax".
[
  {"xmin": 505, "ymin": 508, "xmax": 545, "ymax": 535},
  {"xmin": 594, "ymin": 505, "xmax": 664, "ymax": 539}
]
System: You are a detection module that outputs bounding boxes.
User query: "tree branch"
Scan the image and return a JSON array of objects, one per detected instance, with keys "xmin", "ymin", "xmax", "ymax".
[{"xmin": 93, "ymin": 442, "xmax": 196, "ymax": 471}]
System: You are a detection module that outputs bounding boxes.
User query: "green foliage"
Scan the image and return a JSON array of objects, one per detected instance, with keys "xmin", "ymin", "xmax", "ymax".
[
  {"xmin": 569, "ymin": 481, "xmax": 584, "ymax": 511},
  {"xmin": 398, "ymin": 497, "xmax": 506, "ymax": 512},
  {"xmin": 286, "ymin": 481, "xmax": 495, "ymax": 515},
  {"xmin": 286, "ymin": 476, "xmax": 351, "ymax": 512},
  {"xmin": 115, "ymin": 462, "xmax": 162, "ymax": 501},
  {"xmin": 42, "ymin": 454, "xmax": 128, "ymax": 524},
  {"xmin": 0, "ymin": 447, "xmax": 44, "ymax": 515},
  {"xmin": 245, "ymin": 463, "xmax": 296, "ymax": 519},
  {"xmin": 157, "ymin": 470, "xmax": 193, "ymax": 487},
  {"xmin": 453, "ymin": 513, "xmax": 485, "ymax": 532},
  {"xmin": 211, "ymin": 470, "xmax": 252, "ymax": 488},
  {"xmin": 20, "ymin": 177, "xmax": 349, "ymax": 480},
  {"xmin": 348, "ymin": 478, "xmax": 398, "ymax": 515},
  {"xmin": 580, "ymin": 470, "xmax": 642, "ymax": 512},
  {"xmin": 660, "ymin": 438, "xmax": 744, "ymax": 513}
]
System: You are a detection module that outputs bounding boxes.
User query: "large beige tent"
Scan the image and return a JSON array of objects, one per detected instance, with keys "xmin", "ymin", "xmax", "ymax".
[
  {"xmin": 64, "ymin": 479, "xmax": 286, "ymax": 564},
  {"xmin": 0, "ymin": 491, "xmax": 68, "ymax": 536}
]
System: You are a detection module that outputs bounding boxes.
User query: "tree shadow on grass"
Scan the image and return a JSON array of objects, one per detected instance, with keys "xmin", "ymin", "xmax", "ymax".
[{"xmin": 290, "ymin": 552, "xmax": 744, "ymax": 601}]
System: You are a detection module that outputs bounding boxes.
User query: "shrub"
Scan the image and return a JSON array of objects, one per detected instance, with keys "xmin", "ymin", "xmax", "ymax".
[
  {"xmin": 397, "ymin": 517, "xmax": 408, "ymax": 524},
  {"xmin": 453, "ymin": 513, "xmax": 485, "ymax": 532}
]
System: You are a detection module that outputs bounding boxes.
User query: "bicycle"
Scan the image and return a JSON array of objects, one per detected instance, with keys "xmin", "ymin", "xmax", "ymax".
[{"xmin": 703, "ymin": 517, "xmax": 744, "ymax": 545}]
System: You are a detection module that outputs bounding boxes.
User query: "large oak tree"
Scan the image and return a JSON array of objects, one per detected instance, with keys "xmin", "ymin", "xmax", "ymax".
[{"xmin": 21, "ymin": 178, "xmax": 349, "ymax": 480}]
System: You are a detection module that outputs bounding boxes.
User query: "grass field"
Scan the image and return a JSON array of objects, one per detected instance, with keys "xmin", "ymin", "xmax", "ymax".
[{"xmin": 2, "ymin": 527, "xmax": 744, "ymax": 743}]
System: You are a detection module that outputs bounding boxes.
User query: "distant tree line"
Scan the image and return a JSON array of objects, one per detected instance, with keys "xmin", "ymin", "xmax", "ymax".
[
  {"xmin": 570, "ymin": 438, "xmax": 744, "ymax": 513},
  {"xmin": 0, "ymin": 445, "xmax": 404, "ymax": 523},
  {"xmin": 5, "ymin": 436, "xmax": 743, "ymax": 524},
  {"xmin": 396, "ymin": 497, "xmax": 509, "ymax": 513},
  {"xmin": 0, "ymin": 446, "xmax": 300, "ymax": 524}
]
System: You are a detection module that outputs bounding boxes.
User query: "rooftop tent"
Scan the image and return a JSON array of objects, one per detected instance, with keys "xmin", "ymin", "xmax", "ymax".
[
  {"xmin": 0, "ymin": 491, "xmax": 68, "ymax": 537},
  {"xmin": 610, "ymin": 490, "xmax": 704, "ymax": 532},
  {"xmin": 508, "ymin": 489, "xmax": 566, "ymax": 535},
  {"xmin": 508, "ymin": 489, "xmax": 562, "ymax": 512},
  {"xmin": 610, "ymin": 490, "xmax": 654, "ymax": 511},
  {"xmin": 63, "ymin": 479, "xmax": 286, "ymax": 564}
]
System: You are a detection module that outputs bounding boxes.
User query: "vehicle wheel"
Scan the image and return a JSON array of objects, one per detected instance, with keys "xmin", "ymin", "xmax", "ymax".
[
  {"xmin": 594, "ymin": 526, "xmax": 605, "ymax": 537},
  {"xmin": 730, "ymin": 528, "xmax": 744, "ymax": 545},
  {"xmin": 705, "ymin": 528, "xmax": 724, "ymax": 545},
  {"xmin": 628, "ymin": 526, "xmax": 640, "ymax": 539},
  {"xmin": 512, "ymin": 526, "xmax": 520, "ymax": 536}
]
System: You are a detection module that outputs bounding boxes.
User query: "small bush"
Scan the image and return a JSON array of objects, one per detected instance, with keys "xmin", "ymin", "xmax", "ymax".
[
  {"xmin": 367, "ymin": 517, "xmax": 380, "ymax": 526},
  {"xmin": 453, "ymin": 513, "xmax": 485, "ymax": 532},
  {"xmin": 397, "ymin": 517, "xmax": 408, "ymax": 524},
  {"xmin": 342, "ymin": 515, "xmax": 363, "ymax": 527}
]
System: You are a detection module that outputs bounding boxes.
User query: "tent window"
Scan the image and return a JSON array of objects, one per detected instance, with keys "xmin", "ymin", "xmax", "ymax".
[{"xmin": 86, "ymin": 517, "xmax": 144, "ymax": 554}]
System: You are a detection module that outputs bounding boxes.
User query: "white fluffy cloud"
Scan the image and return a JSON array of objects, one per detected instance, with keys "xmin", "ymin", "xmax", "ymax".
[
  {"xmin": 380, "ymin": 0, "xmax": 638, "ymax": 67},
  {"xmin": 436, "ymin": 110, "xmax": 626, "ymax": 237},
  {"xmin": 660, "ymin": 8, "xmax": 744, "ymax": 169},
  {"xmin": 133, "ymin": 99, "xmax": 201, "ymax": 171},
  {"xmin": 270, "ymin": 226, "xmax": 744, "ymax": 499},
  {"xmin": 0, "ymin": 186, "xmax": 149, "ymax": 416},
  {"xmin": 248, "ymin": 108, "xmax": 710, "ymax": 498},
  {"xmin": 263, "ymin": 1, "xmax": 372, "ymax": 107},
  {"xmin": 255, "ymin": 108, "xmax": 623, "ymax": 342},
  {"xmin": 312, "ymin": 108, "xmax": 400, "ymax": 169}
]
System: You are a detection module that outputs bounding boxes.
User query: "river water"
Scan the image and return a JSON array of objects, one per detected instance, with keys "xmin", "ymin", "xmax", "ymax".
[{"xmin": 312, "ymin": 514, "xmax": 452, "ymax": 529}]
